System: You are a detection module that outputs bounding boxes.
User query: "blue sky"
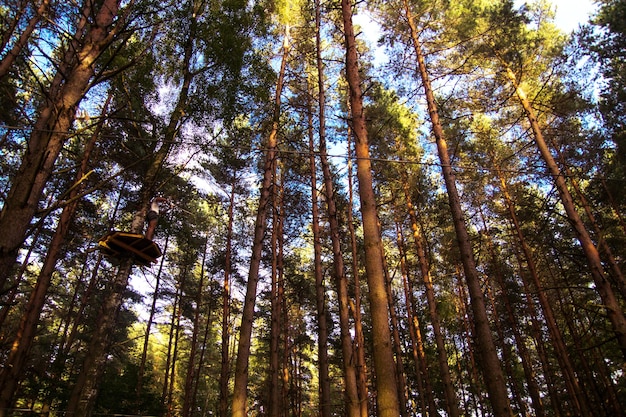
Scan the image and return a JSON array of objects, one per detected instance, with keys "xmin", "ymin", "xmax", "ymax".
[{"xmin": 539, "ymin": 0, "xmax": 597, "ymax": 32}]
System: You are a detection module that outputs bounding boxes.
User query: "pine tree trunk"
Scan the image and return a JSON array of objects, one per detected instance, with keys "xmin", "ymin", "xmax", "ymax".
[
  {"xmin": 268, "ymin": 165, "xmax": 282, "ymax": 417},
  {"xmin": 340, "ymin": 1, "xmax": 400, "ymax": 415},
  {"xmin": 0, "ymin": 0, "xmax": 120, "ymax": 291},
  {"xmin": 231, "ymin": 26, "xmax": 288, "ymax": 417},
  {"xmin": 394, "ymin": 222, "xmax": 436, "ymax": 416},
  {"xmin": 382, "ymin": 256, "xmax": 409, "ymax": 417},
  {"xmin": 137, "ymin": 235, "xmax": 169, "ymax": 411},
  {"xmin": 182, "ymin": 239, "xmax": 209, "ymax": 417},
  {"xmin": 504, "ymin": 66, "xmax": 626, "ymax": 359},
  {"xmin": 557, "ymin": 151, "xmax": 626, "ymax": 299},
  {"xmin": 0, "ymin": 0, "xmax": 50, "ymax": 79},
  {"xmin": 307, "ymin": 83, "xmax": 331, "ymax": 417},
  {"xmin": 454, "ymin": 269, "xmax": 487, "ymax": 415},
  {"xmin": 402, "ymin": 1, "xmax": 513, "ymax": 414},
  {"xmin": 401, "ymin": 180, "xmax": 460, "ymax": 417},
  {"xmin": 314, "ymin": 8, "xmax": 363, "ymax": 412},
  {"xmin": 345, "ymin": 146, "xmax": 369, "ymax": 417},
  {"xmin": 495, "ymin": 165, "xmax": 589, "ymax": 415},
  {"xmin": 219, "ymin": 184, "xmax": 236, "ymax": 417},
  {"xmin": 0, "ymin": 93, "xmax": 105, "ymax": 413}
]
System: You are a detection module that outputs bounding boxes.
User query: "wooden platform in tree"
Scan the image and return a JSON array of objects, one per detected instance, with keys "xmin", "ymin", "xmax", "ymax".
[{"xmin": 98, "ymin": 231, "xmax": 162, "ymax": 266}]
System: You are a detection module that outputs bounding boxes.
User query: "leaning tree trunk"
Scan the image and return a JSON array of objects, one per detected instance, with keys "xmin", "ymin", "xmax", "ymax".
[
  {"xmin": 495, "ymin": 164, "xmax": 589, "ymax": 415},
  {"xmin": 0, "ymin": 94, "xmax": 107, "ymax": 414},
  {"xmin": 230, "ymin": 26, "xmax": 288, "ymax": 417},
  {"xmin": 503, "ymin": 65, "xmax": 626, "ymax": 360},
  {"xmin": 0, "ymin": 0, "xmax": 121, "ymax": 292},
  {"xmin": 340, "ymin": 1, "xmax": 400, "ymax": 415},
  {"xmin": 0, "ymin": 0, "xmax": 51, "ymax": 80},
  {"xmin": 67, "ymin": 4, "xmax": 198, "ymax": 413},
  {"xmin": 402, "ymin": 1, "xmax": 513, "ymax": 415}
]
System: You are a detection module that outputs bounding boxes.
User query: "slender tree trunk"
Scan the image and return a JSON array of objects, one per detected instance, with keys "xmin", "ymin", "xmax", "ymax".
[
  {"xmin": 482, "ymin": 230, "xmax": 544, "ymax": 417},
  {"xmin": 161, "ymin": 283, "xmax": 179, "ymax": 408},
  {"xmin": 557, "ymin": 150, "xmax": 626, "ymax": 300},
  {"xmin": 0, "ymin": 94, "xmax": 106, "ymax": 413},
  {"xmin": 381, "ymin": 257, "xmax": 409, "ymax": 417},
  {"xmin": 219, "ymin": 183, "xmax": 236, "ymax": 417},
  {"xmin": 65, "ymin": 260, "xmax": 133, "ymax": 416},
  {"xmin": 314, "ymin": 6, "xmax": 364, "ymax": 413},
  {"xmin": 340, "ymin": 1, "xmax": 399, "ymax": 415},
  {"xmin": 268, "ymin": 164, "xmax": 282, "ymax": 417},
  {"xmin": 394, "ymin": 221, "xmax": 436, "ymax": 416},
  {"xmin": 137, "ymin": 235, "xmax": 169, "ymax": 411},
  {"xmin": 307, "ymin": 83, "xmax": 331, "ymax": 417},
  {"xmin": 192, "ymin": 279, "xmax": 215, "ymax": 414},
  {"xmin": 0, "ymin": 0, "xmax": 50, "ymax": 80},
  {"xmin": 401, "ymin": 179, "xmax": 460, "ymax": 417},
  {"xmin": 495, "ymin": 165, "xmax": 589, "ymax": 415},
  {"xmin": 231, "ymin": 26, "xmax": 289, "ymax": 417},
  {"xmin": 0, "ymin": 0, "xmax": 121, "ymax": 290},
  {"xmin": 455, "ymin": 269, "xmax": 487, "ymax": 416},
  {"xmin": 67, "ymin": 3, "xmax": 199, "ymax": 412},
  {"xmin": 345, "ymin": 139, "xmax": 369, "ymax": 417},
  {"xmin": 402, "ymin": 1, "xmax": 512, "ymax": 414},
  {"xmin": 504, "ymin": 65, "xmax": 626, "ymax": 359},
  {"xmin": 166, "ymin": 278, "xmax": 184, "ymax": 417},
  {"xmin": 276, "ymin": 182, "xmax": 286, "ymax": 415},
  {"xmin": 182, "ymin": 239, "xmax": 209, "ymax": 417}
]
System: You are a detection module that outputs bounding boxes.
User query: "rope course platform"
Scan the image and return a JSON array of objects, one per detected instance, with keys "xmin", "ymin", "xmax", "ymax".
[{"xmin": 98, "ymin": 231, "xmax": 162, "ymax": 266}]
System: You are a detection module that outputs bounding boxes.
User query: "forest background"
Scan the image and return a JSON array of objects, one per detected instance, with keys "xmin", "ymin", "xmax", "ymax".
[{"xmin": 0, "ymin": 0, "xmax": 625, "ymax": 416}]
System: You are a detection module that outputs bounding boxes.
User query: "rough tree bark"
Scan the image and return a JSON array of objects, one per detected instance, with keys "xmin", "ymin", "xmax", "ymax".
[
  {"xmin": 401, "ymin": 179, "xmax": 460, "ymax": 417},
  {"xmin": 401, "ymin": 0, "xmax": 513, "ymax": 414},
  {"xmin": 307, "ymin": 85, "xmax": 332, "ymax": 417},
  {"xmin": 340, "ymin": 1, "xmax": 400, "ymax": 415},
  {"xmin": 230, "ymin": 26, "xmax": 288, "ymax": 417},
  {"xmin": 503, "ymin": 65, "xmax": 626, "ymax": 360},
  {"xmin": 218, "ymin": 183, "xmax": 236, "ymax": 417},
  {"xmin": 0, "ymin": 94, "xmax": 107, "ymax": 414},
  {"xmin": 0, "ymin": 0, "xmax": 121, "ymax": 291}
]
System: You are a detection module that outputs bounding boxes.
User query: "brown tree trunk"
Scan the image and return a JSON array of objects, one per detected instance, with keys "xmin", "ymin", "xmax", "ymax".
[
  {"xmin": 340, "ymin": 1, "xmax": 399, "ymax": 415},
  {"xmin": 381, "ymin": 254, "xmax": 409, "ymax": 417},
  {"xmin": 0, "ymin": 0, "xmax": 50, "ymax": 80},
  {"xmin": 345, "ymin": 137, "xmax": 369, "ymax": 417},
  {"xmin": 504, "ymin": 66, "xmax": 626, "ymax": 359},
  {"xmin": 315, "ymin": 25, "xmax": 361, "ymax": 417},
  {"xmin": 557, "ymin": 150, "xmax": 626, "ymax": 300},
  {"xmin": 402, "ymin": 1, "xmax": 512, "ymax": 414},
  {"xmin": 65, "ymin": 259, "xmax": 133, "ymax": 416},
  {"xmin": 307, "ymin": 80, "xmax": 331, "ymax": 417},
  {"xmin": 137, "ymin": 235, "xmax": 169, "ymax": 411},
  {"xmin": 0, "ymin": 94, "xmax": 106, "ymax": 413},
  {"xmin": 268, "ymin": 164, "xmax": 283, "ymax": 417},
  {"xmin": 495, "ymin": 165, "xmax": 589, "ymax": 415},
  {"xmin": 66, "ymin": 3, "xmax": 199, "ymax": 412},
  {"xmin": 0, "ymin": 0, "xmax": 121, "ymax": 291},
  {"xmin": 454, "ymin": 268, "xmax": 487, "ymax": 415},
  {"xmin": 394, "ymin": 221, "xmax": 436, "ymax": 416},
  {"xmin": 401, "ymin": 179, "xmax": 460, "ymax": 417},
  {"xmin": 165, "ymin": 275, "xmax": 184, "ymax": 417},
  {"xmin": 230, "ymin": 26, "xmax": 288, "ymax": 417},
  {"xmin": 219, "ymin": 183, "xmax": 236, "ymax": 417},
  {"xmin": 182, "ymin": 239, "xmax": 209, "ymax": 417}
]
